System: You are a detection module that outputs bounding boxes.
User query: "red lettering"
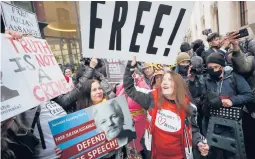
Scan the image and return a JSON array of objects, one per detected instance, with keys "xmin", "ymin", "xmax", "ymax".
[
  {"xmin": 42, "ymin": 41, "xmax": 52, "ymax": 54},
  {"xmin": 55, "ymin": 80, "xmax": 65, "ymax": 93},
  {"xmin": 35, "ymin": 54, "xmax": 45, "ymax": 67},
  {"xmin": 48, "ymin": 81, "xmax": 60, "ymax": 97},
  {"xmin": 27, "ymin": 39, "xmax": 38, "ymax": 53},
  {"xmin": 33, "ymin": 41, "xmax": 45, "ymax": 54},
  {"xmin": 8, "ymin": 37, "xmax": 19, "ymax": 53},
  {"xmin": 49, "ymin": 55, "xmax": 56, "ymax": 66},
  {"xmin": 43, "ymin": 55, "xmax": 50, "ymax": 66},
  {"xmin": 40, "ymin": 83, "xmax": 53, "ymax": 100},
  {"xmin": 33, "ymin": 85, "xmax": 45, "ymax": 102},
  {"xmin": 19, "ymin": 39, "xmax": 31, "ymax": 53}
]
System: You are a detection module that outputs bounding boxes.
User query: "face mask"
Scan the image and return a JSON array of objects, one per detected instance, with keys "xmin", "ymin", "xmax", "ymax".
[
  {"xmin": 178, "ymin": 65, "xmax": 189, "ymax": 75},
  {"xmin": 207, "ymin": 68, "xmax": 222, "ymax": 81}
]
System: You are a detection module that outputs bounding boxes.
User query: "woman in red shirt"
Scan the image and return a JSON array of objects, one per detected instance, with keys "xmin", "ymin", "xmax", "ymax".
[{"xmin": 124, "ymin": 57, "xmax": 209, "ymax": 159}]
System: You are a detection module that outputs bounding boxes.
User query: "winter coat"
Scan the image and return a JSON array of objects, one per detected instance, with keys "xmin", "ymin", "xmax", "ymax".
[
  {"xmin": 53, "ymin": 66, "xmax": 113, "ymax": 112},
  {"xmin": 116, "ymin": 75, "xmax": 149, "ymax": 152},
  {"xmin": 188, "ymin": 67, "xmax": 254, "ymax": 116},
  {"xmin": 124, "ymin": 61, "xmax": 204, "ymax": 159},
  {"xmin": 201, "ymin": 47, "xmax": 226, "ymax": 64},
  {"xmin": 231, "ymin": 50, "xmax": 255, "ymax": 94}
]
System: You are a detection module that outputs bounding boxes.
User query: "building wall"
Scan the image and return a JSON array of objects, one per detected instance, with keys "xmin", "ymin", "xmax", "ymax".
[{"xmin": 187, "ymin": 1, "xmax": 255, "ymax": 43}]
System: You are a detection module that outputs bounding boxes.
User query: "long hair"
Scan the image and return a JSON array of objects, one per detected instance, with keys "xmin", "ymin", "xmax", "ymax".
[
  {"xmin": 157, "ymin": 71, "xmax": 191, "ymax": 112},
  {"xmin": 76, "ymin": 79, "xmax": 107, "ymax": 110}
]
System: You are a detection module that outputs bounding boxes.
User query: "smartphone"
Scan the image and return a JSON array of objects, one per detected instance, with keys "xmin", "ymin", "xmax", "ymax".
[{"xmin": 236, "ymin": 28, "xmax": 249, "ymax": 39}]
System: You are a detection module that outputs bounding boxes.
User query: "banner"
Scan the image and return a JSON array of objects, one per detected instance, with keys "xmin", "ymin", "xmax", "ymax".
[
  {"xmin": 104, "ymin": 59, "xmax": 127, "ymax": 83},
  {"xmin": 48, "ymin": 96, "xmax": 136, "ymax": 159},
  {"xmin": 80, "ymin": 1, "xmax": 194, "ymax": 65},
  {"xmin": 1, "ymin": 2, "xmax": 41, "ymax": 38},
  {"xmin": 1, "ymin": 34, "xmax": 71, "ymax": 121}
]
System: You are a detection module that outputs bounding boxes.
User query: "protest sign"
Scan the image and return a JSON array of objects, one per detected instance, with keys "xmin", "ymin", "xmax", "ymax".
[
  {"xmin": 48, "ymin": 96, "xmax": 136, "ymax": 159},
  {"xmin": 1, "ymin": 34, "xmax": 71, "ymax": 121},
  {"xmin": 80, "ymin": 1, "xmax": 194, "ymax": 65},
  {"xmin": 104, "ymin": 59, "xmax": 127, "ymax": 83},
  {"xmin": 1, "ymin": 2, "xmax": 41, "ymax": 38}
]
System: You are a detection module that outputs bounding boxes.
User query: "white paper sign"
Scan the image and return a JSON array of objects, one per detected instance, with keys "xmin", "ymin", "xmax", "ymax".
[
  {"xmin": 1, "ymin": 34, "xmax": 71, "ymax": 121},
  {"xmin": 80, "ymin": 1, "xmax": 194, "ymax": 65},
  {"xmin": 155, "ymin": 109, "xmax": 181, "ymax": 132},
  {"xmin": 1, "ymin": 2, "xmax": 41, "ymax": 38}
]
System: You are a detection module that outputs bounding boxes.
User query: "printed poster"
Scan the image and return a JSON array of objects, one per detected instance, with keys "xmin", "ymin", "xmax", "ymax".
[
  {"xmin": 104, "ymin": 59, "xmax": 127, "ymax": 83},
  {"xmin": 48, "ymin": 96, "xmax": 136, "ymax": 159}
]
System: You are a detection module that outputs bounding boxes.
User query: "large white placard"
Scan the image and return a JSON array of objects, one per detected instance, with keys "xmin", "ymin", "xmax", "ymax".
[
  {"xmin": 1, "ymin": 2, "xmax": 41, "ymax": 38},
  {"xmin": 1, "ymin": 34, "xmax": 71, "ymax": 121},
  {"xmin": 80, "ymin": 1, "xmax": 194, "ymax": 65}
]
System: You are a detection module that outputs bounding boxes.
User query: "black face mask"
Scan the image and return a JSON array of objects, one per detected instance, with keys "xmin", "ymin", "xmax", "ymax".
[
  {"xmin": 178, "ymin": 65, "xmax": 189, "ymax": 75},
  {"xmin": 207, "ymin": 68, "xmax": 222, "ymax": 81}
]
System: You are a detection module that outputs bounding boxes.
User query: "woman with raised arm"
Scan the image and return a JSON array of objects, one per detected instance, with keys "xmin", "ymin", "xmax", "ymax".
[{"xmin": 124, "ymin": 57, "xmax": 209, "ymax": 159}]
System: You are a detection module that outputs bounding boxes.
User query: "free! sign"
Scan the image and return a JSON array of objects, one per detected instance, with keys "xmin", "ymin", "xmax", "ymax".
[
  {"xmin": 1, "ymin": 34, "xmax": 71, "ymax": 121},
  {"xmin": 80, "ymin": 1, "xmax": 194, "ymax": 65}
]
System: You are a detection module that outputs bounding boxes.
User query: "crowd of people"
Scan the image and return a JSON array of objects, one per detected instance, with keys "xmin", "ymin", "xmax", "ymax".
[{"xmin": 1, "ymin": 28, "xmax": 255, "ymax": 159}]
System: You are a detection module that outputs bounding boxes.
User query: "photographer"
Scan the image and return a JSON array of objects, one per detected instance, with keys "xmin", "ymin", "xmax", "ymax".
[
  {"xmin": 188, "ymin": 53, "xmax": 254, "ymax": 159},
  {"xmin": 201, "ymin": 32, "xmax": 229, "ymax": 64}
]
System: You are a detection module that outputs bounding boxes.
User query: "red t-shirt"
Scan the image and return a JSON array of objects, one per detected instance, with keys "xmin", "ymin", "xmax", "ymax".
[{"xmin": 150, "ymin": 90, "xmax": 187, "ymax": 159}]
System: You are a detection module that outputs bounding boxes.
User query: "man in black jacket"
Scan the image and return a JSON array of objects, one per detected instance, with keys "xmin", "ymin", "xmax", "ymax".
[
  {"xmin": 202, "ymin": 32, "xmax": 229, "ymax": 64},
  {"xmin": 188, "ymin": 53, "xmax": 254, "ymax": 159}
]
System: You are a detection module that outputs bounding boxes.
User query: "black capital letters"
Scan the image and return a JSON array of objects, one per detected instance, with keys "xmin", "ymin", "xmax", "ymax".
[
  {"xmin": 129, "ymin": 1, "xmax": 152, "ymax": 52},
  {"xmin": 109, "ymin": 1, "xmax": 128, "ymax": 51},
  {"xmin": 147, "ymin": 4, "xmax": 172, "ymax": 55},
  {"xmin": 9, "ymin": 57, "xmax": 26, "ymax": 72},
  {"xmin": 89, "ymin": 1, "xmax": 105, "ymax": 49},
  {"xmin": 164, "ymin": 8, "xmax": 186, "ymax": 57},
  {"xmin": 23, "ymin": 55, "xmax": 36, "ymax": 70}
]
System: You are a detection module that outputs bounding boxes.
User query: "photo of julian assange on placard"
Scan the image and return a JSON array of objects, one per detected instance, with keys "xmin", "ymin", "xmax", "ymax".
[{"xmin": 92, "ymin": 96, "xmax": 137, "ymax": 148}]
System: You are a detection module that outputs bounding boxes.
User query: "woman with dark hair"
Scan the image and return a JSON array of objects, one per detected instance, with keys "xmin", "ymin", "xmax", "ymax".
[
  {"xmin": 76, "ymin": 79, "xmax": 108, "ymax": 110},
  {"xmin": 124, "ymin": 57, "xmax": 209, "ymax": 159}
]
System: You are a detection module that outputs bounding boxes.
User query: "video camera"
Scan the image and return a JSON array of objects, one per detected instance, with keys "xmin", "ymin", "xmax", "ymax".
[{"xmin": 190, "ymin": 56, "xmax": 207, "ymax": 75}]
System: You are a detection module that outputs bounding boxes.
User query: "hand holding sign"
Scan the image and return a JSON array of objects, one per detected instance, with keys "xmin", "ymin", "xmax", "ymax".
[
  {"xmin": 90, "ymin": 58, "xmax": 98, "ymax": 68},
  {"xmin": 131, "ymin": 56, "xmax": 137, "ymax": 67},
  {"xmin": 5, "ymin": 28, "xmax": 23, "ymax": 40}
]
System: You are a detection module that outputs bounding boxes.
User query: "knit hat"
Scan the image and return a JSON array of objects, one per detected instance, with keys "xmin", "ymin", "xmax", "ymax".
[
  {"xmin": 180, "ymin": 42, "xmax": 191, "ymax": 52},
  {"xmin": 176, "ymin": 52, "xmax": 191, "ymax": 64},
  {"xmin": 207, "ymin": 53, "xmax": 225, "ymax": 66}
]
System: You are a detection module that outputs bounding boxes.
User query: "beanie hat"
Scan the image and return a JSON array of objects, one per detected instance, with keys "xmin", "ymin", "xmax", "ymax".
[
  {"xmin": 176, "ymin": 52, "xmax": 191, "ymax": 64},
  {"xmin": 180, "ymin": 42, "xmax": 191, "ymax": 52},
  {"xmin": 207, "ymin": 53, "xmax": 225, "ymax": 66}
]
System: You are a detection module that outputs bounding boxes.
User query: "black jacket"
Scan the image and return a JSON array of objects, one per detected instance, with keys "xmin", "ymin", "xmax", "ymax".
[
  {"xmin": 53, "ymin": 66, "xmax": 113, "ymax": 111},
  {"xmin": 188, "ymin": 68, "xmax": 254, "ymax": 115},
  {"xmin": 201, "ymin": 47, "xmax": 226, "ymax": 64},
  {"xmin": 123, "ymin": 61, "xmax": 204, "ymax": 147}
]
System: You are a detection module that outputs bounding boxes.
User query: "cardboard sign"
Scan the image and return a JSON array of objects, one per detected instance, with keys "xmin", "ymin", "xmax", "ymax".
[
  {"xmin": 1, "ymin": 34, "xmax": 71, "ymax": 121},
  {"xmin": 48, "ymin": 96, "xmax": 136, "ymax": 159},
  {"xmin": 1, "ymin": 2, "xmax": 41, "ymax": 38},
  {"xmin": 80, "ymin": 1, "xmax": 194, "ymax": 65},
  {"xmin": 104, "ymin": 59, "xmax": 127, "ymax": 83}
]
